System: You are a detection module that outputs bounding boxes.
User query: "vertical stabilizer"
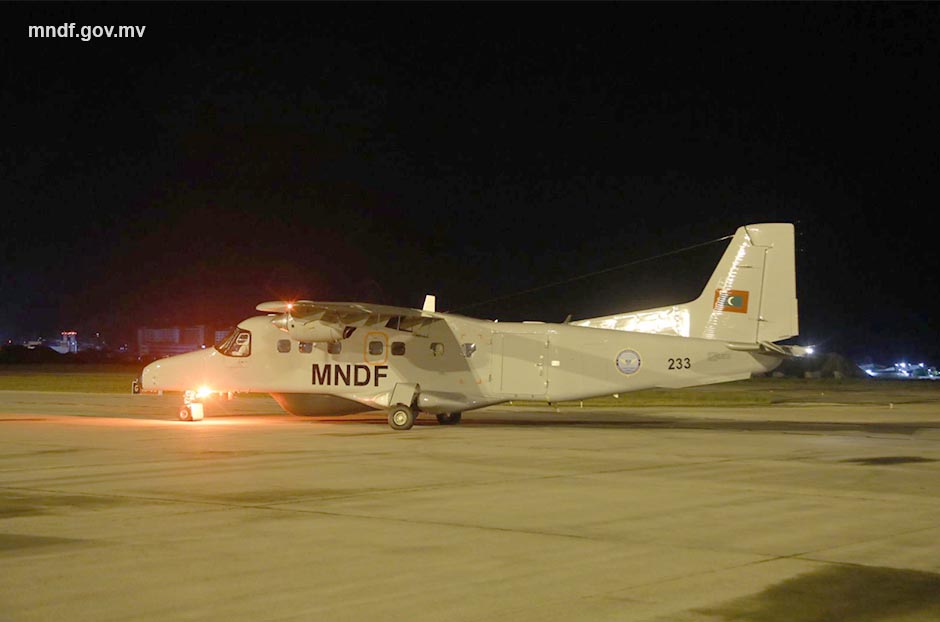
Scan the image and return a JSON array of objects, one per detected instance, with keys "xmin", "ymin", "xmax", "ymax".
[
  {"xmin": 689, "ymin": 223, "xmax": 798, "ymax": 343},
  {"xmin": 572, "ymin": 223, "xmax": 798, "ymax": 344}
]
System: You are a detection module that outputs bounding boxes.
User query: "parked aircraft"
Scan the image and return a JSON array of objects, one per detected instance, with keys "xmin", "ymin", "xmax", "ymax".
[{"xmin": 139, "ymin": 223, "xmax": 803, "ymax": 429}]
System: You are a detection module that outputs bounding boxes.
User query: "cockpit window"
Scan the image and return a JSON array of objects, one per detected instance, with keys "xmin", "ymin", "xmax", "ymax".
[
  {"xmin": 215, "ymin": 327, "xmax": 251, "ymax": 357},
  {"xmin": 214, "ymin": 327, "xmax": 236, "ymax": 348}
]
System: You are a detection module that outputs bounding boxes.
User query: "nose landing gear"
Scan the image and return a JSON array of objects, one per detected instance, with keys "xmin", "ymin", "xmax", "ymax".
[{"xmin": 179, "ymin": 390, "xmax": 205, "ymax": 422}]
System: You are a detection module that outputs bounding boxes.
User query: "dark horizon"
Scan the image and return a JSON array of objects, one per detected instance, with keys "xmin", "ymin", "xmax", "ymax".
[{"xmin": 4, "ymin": 3, "xmax": 938, "ymax": 364}]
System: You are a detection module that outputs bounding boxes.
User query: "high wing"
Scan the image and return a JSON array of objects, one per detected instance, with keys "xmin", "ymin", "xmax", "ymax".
[{"xmin": 256, "ymin": 300, "xmax": 443, "ymax": 337}]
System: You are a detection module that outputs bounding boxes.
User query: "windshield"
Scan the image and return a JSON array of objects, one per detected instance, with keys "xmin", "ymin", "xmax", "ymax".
[{"xmin": 215, "ymin": 327, "xmax": 251, "ymax": 357}]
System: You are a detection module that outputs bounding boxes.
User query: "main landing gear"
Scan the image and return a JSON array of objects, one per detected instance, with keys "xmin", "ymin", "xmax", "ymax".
[
  {"xmin": 436, "ymin": 412, "xmax": 462, "ymax": 425},
  {"xmin": 386, "ymin": 406, "xmax": 463, "ymax": 430},
  {"xmin": 388, "ymin": 405, "xmax": 416, "ymax": 430}
]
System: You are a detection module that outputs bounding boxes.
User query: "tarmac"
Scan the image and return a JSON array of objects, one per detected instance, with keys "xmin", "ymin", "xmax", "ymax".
[{"xmin": 2, "ymin": 390, "xmax": 940, "ymax": 621}]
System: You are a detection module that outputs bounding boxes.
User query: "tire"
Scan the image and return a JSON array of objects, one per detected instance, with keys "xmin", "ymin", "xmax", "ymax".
[
  {"xmin": 436, "ymin": 412, "xmax": 462, "ymax": 425},
  {"xmin": 388, "ymin": 405, "xmax": 416, "ymax": 430},
  {"xmin": 178, "ymin": 406, "xmax": 192, "ymax": 422}
]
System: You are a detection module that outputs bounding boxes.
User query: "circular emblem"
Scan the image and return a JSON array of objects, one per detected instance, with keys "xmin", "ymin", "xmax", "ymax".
[{"xmin": 615, "ymin": 349, "xmax": 641, "ymax": 375}]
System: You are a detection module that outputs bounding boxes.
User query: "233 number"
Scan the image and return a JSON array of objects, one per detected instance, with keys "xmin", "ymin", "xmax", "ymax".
[{"xmin": 667, "ymin": 357, "xmax": 691, "ymax": 370}]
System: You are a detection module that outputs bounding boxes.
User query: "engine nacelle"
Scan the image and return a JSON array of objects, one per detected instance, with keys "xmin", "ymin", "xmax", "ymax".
[
  {"xmin": 290, "ymin": 321, "xmax": 344, "ymax": 343},
  {"xmin": 271, "ymin": 314, "xmax": 345, "ymax": 343}
]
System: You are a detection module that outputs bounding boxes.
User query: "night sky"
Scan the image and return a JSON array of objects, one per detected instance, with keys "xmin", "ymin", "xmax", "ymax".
[{"xmin": 4, "ymin": 3, "xmax": 939, "ymax": 363}]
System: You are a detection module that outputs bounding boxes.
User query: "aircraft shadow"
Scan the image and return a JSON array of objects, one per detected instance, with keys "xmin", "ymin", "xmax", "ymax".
[{"xmin": 301, "ymin": 412, "xmax": 940, "ymax": 435}]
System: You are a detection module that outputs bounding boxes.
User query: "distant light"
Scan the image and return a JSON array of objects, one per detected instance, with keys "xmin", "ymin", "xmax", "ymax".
[
  {"xmin": 195, "ymin": 386, "xmax": 213, "ymax": 399},
  {"xmin": 805, "ymin": 346, "xmax": 815, "ymax": 355}
]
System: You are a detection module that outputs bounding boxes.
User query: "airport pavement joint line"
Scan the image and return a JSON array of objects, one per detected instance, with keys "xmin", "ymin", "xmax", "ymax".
[
  {"xmin": 0, "ymin": 484, "xmax": 603, "ymax": 542},
  {"xmin": 6, "ymin": 451, "xmax": 940, "ymax": 513},
  {"xmin": 688, "ymin": 480, "xmax": 940, "ymax": 507},
  {"xmin": 460, "ymin": 552, "xmax": 817, "ymax": 622},
  {"xmin": 786, "ymin": 522, "xmax": 940, "ymax": 563},
  {"xmin": 21, "ymin": 479, "xmax": 933, "ymax": 554}
]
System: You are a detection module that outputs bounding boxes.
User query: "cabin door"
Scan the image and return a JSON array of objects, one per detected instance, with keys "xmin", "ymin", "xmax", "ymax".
[{"xmin": 496, "ymin": 333, "xmax": 548, "ymax": 398}]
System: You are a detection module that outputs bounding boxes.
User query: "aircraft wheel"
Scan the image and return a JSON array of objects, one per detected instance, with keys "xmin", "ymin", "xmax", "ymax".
[
  {"xmin": 388, "ymin": 405, "xmax": 416, "ymax": 431},
  {"xmin": 436, "ymin": 412, "xmax": 462, "ymax": 425},
  {"xmin": 178, "ymin": 406, "xmax": 192, "ymax": 422}
]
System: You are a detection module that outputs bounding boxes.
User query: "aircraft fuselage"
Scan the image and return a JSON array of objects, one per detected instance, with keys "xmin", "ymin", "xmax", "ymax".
[{"xmin": 141, "ymin": 313, "xmax": 779, "ymax": 417}]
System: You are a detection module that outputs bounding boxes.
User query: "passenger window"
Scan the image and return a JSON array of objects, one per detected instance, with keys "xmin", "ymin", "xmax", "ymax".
[
  {"xmin": 277, "ymin": 339, "xmax": 291, "ymax": 353},
  {"xmin": 368, "ymin": 340, "xmax": 384, "ymax": 356},
  {"xmin": 430, "ymin": 342, "xmax": 444, "ymax": 357},
  {"xmin": 299, "ymin": 342, "xmax": 313, "ymax": 354},
  {"xmin": 391, "ymin": 342, "xmax": 406, "ymax": 356},
  {"xmin": 328, "ymin": 342, "xmax": 342, "ymax": 355}
]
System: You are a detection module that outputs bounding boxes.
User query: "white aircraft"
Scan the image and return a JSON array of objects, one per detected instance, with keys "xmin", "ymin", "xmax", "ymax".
[{"xmin": 140, "ymin": 223, "xmax": 804, "ymax": 429}]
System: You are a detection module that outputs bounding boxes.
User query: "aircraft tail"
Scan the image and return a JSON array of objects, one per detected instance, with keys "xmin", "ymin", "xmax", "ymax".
[{"xmin": 572, "ymin": 223, "xmax": 799, "ymax": 344}]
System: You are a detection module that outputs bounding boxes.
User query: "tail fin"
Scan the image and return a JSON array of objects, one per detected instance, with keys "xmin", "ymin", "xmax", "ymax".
[{"xmin": 572, "ymin": 223, "xmax": 798, "ymax": 344}]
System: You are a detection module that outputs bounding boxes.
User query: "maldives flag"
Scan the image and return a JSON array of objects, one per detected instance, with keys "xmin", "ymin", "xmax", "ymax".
[{"xmin": 713, "ymin": 289, "xmax": 749, "ymax": 313}]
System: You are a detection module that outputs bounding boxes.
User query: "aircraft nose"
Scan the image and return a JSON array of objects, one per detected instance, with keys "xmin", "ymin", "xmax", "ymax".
[
  {"xmin": 141, "ymin": 361, "xmax": 159, "ymax": 392},
  {"xmin": 138, "ymin": 348, "xmax": 216, "ymax": 393}
]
